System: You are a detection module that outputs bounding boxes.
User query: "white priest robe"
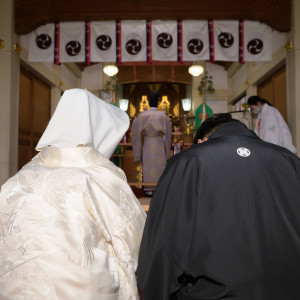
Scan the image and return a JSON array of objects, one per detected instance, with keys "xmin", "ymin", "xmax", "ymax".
[
  {"xmin": 255, "ymin": 103, "xmax": 296, "ymax": 153},
  {"xmin": 0, "ymin": 88, "xmax": 146, "ymax": 300}
]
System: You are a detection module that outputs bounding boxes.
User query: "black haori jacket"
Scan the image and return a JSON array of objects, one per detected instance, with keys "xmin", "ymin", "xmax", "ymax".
[{"xmin": 137, "ymin": 121, "xmax": 300, "ymax": 300}]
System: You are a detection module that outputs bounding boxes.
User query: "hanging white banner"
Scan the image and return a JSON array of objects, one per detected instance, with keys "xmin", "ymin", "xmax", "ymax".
[
  {"xmin": 27, "ymin": 19, "xmax": 272, "ymax": 64},
  {"xmin": 28, "ymin": 24, "xmax": 55, "ymax": 62},
  {"xmin": 152, "ymin": 20, "xmax": 177, "ymax": 61},
  {"xmin": 60, "ymin": 22, "xmax": 85, "ymax": 62},
  {"xmin": 121, "ymin": 20, "xmax": 147, "ymax": 62},
  {"xmin": 214, "ymin": 20, "xmax": 239, "ymax": 61},
  {"xmin": 90, "ymin": 21, "xmax": 116, "ymax": 62},
  {"xmin": 244, "ymin": 21, "xmax": 271, "ymax": 61},
  {"xmin": 182, "ymin": 20, "xmax": 210, "ymax": 61}
]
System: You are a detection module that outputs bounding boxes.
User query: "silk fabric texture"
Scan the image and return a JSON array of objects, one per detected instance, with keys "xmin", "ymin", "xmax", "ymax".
[{"xmin": 0, "ymin": 89, "xmax": 146, "ymax": 300}]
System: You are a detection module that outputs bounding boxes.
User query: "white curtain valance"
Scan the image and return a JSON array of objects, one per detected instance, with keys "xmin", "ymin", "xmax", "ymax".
[{"xmin": 27, "ymin": 20, "xmax": 271, "ymax": 64}]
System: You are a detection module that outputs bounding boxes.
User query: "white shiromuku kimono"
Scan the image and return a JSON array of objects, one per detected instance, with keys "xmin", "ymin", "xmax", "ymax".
[
  {"xmin": 0, "ymin": 89, "xmax": 146, "ymax": 300},
  {"xmin": 255, "ymin": 103, "xmax": 296, "ymax": 153}
]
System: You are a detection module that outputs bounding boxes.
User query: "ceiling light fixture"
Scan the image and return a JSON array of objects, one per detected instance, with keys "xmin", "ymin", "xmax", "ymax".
[
  {"xmin": 188, "ymin": 65, "xmax": 204, "ymax": 77},
  {"xmin": 103, "ymin": 65, "xmax": 119, "ymax": 77}
]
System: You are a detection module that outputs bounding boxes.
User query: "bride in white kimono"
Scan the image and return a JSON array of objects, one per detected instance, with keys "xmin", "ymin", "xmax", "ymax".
[{"xmin": 0, "ymin": 89, "xmax": 146, "ymax": 300}]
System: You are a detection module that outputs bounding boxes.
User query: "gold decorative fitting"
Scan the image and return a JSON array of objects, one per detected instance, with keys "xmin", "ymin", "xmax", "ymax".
[
  {"xmin": 285, "ymin": 41, "xmax": 293, "ymax": 52},
  {"xmin": 244, "ymin": 79, "xmax": 250, "ymax": 86},
  {"xmin": 173, "ymin": 103, "xmax": 179, "ymax": 118},
  {"xmin": 57, "ymin": 80, "xmax": 63, "ymax": 87},
  {"xmin": 242, "ymin": 103, "xmax": 249, "ymax": 110},
  {"xmin": 186, "ymin": 123, "xmax": 191, "ymax": 134},
  {"xmin": 139, "ymin": 96, "xmax": 150, "ymax": 112},
  {"xmin": 157, "ymin": 95, "xmax": 170, "ymax": 115},
  {"xmin": 136, "ymin": 163, "xmax": 143, "ymax": 189},
  {"xmin": 14, "ymin": 43, "xmax": 21, "ymax": 54},
  {"xmin": 130, "ymin": 103, "xmax": 136, "ymax": 118},
  {"xmin": 77, "ymin": 144, "xmax": 85, "ymax": 147},
  {"xmin": 0, "ymin": 39, "xmax": 4, "ymax": 49}
]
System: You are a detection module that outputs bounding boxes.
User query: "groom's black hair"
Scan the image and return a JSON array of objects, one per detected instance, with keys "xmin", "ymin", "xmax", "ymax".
[{"xmin": 194, "ymin": 113, "xmax": 241, "ymax": 144}]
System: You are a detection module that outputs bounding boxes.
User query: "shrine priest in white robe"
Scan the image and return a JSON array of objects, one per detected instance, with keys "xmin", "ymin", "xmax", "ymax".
[
  {"xmin": 131, "ymin": 91, "xmax": 172, "ymax": 196},
  {"xmin": 247, "ymin": 95, "xmax": 296, "ymax": 153},
  {"xmin": 0, "ymin": 89, "xmax": 146, "ymax": 300}
]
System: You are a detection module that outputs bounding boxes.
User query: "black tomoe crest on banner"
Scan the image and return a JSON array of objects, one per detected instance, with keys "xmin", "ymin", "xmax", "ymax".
[
  {"xmin": 243, "ymin": 20, "xmax": 271, "ymax": 61},
  {"xmin": 182, "ymin": 20, "xmax": 209, "ymax": 61},
  {"xmin": 218, "ymin": 32, "xmax": 234, "ymax": 48},
  {"xmin": 214, "ymin": 21, "xmax": 239, "ymax": 61},
  {"xmin": 65, "ymin": 40, "xmax": 81, "ymax": 56},
  {"xmin": 59, "ymin": 22, "xmax": 85, "ymax": 62},
  {"xmin": 247, "ymin": 38, "xmax": 263, "ymax": 55},
  {"xmin": 96, "ymin": 34, "xmax": 112, "ymax": 51},
  {"xmin": 36, "ymin": 34, "xmax": 52, "ymax": 49},
  {"xmin": 121, "ymin": 21, "xmax": 146, "ymax": 62},
  {"xmin": 157, "ymin": 32, "xmax": 173, "ymax": 48},
  {"xmin": 187, "ymin": 38, "xmax": 204, "ymax": 54},
  {"xmin": 152, "ymin": 20, "xmax": 177, "ymax": 61},
  {"xmin": 126, "ymin": 39, "xmax": 142, "ymax": 55},
  {"xmin": 29, "ymin": 23, "xmax": 55, "ymax": 62},
  {"xmin": 90, "ymin": 21, "xmax": 116, "ymax": 62}
]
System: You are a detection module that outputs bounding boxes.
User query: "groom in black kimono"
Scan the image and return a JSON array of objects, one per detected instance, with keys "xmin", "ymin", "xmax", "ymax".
[{"xmin": 137, "ymin": 114, "xmax": 300, "ymax": 300}]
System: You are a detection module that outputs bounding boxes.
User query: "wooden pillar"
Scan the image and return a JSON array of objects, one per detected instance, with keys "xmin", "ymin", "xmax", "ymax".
[
  {"xmin": 0, "ymin": 0, "xmax": 20, "ymax": 184},
  {"xmin": 286, "ymin": 0, "xmax": 300, "ymax": 154}
]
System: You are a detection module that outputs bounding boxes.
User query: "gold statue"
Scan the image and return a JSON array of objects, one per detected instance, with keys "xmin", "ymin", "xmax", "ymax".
[
  {"xmin": 157, "ymin": 96, "xmax": 170, "ymax": 115},
  {"xmin": 130, "ymin": 103, "xmax": 136, "ymax": 118},
  {"xmin": 136, "ymin": 163, "xmax": 143, "ymax": 189},
  {"xmin": 173, "ymin": 103, "xmax": 180, "ymax": 118},
  {"xmin": 186, "ymin": 123, "xmax": 191, "ymax": 134},
  {"xmin": 139, "ymin": 95, "xmax": 150, "ymax": 112}
]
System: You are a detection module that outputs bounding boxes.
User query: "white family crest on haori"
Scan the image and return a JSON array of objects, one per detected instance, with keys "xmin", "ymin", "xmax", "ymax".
[{"xmin": 237, "ymin": 147, "xmax": 251, "ymax": 157}]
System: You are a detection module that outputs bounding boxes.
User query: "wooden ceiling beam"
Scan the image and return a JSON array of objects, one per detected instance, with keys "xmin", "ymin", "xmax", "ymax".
[
  {"xmin": 116, "ymin": 61, "xmax": 192, "ymax": 67},
  {"xmin": 15, "ymin": 0, "xmax": 291, "ymax": 34}
]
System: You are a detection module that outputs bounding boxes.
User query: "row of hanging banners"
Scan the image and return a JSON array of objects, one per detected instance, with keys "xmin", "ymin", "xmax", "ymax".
[{"xmin": 28, "ymin": 20, "xmax": 272, "ymax": 64}]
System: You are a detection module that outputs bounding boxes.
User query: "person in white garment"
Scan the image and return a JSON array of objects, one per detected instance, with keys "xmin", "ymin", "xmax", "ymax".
[
  {"xmin": 0, "ymin": 89, "xmax": 146, "ymax": 300},
  {"xmin": 247, "ymin": 96, "xmax": 296, "ymax": 153}
]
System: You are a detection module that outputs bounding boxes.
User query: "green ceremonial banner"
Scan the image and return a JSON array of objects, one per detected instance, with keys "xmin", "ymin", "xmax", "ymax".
[{"xmin": 194, "ymin": 103, "xmax": 214, "ymax": 133}]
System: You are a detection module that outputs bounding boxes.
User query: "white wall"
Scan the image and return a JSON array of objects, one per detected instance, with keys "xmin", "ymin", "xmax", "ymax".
[
  {"xmin": 206, "ymin": 100, "xmax": 228, "ymax": 113},
  {"xmin": 81, "ymin": 63, "xmax": 103, "ymax": 90},
  {"xmin": 206, "ymin": 62, "xmax": 228, "ymax": 90},
  {"xmin": 231, "ymin": 64, "xmax": 247, "ymax": 92}
]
